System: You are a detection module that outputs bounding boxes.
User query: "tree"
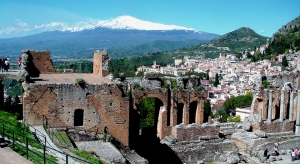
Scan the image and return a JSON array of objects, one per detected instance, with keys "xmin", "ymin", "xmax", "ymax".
[
  {"xmin": 282, "ymin": 56, "xmax": 288, "ymax": 67},
  {"xmin": 213, "ymin": 73, "xmax": 220, "ymax": 87},
  {"xmin": 204, "ymin": 101, "xmax": 212, "ymax": 122}
]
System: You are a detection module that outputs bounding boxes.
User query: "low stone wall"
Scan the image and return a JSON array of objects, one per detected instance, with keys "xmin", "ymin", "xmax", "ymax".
[
  {"xmin": 252, "ymin": 120, "xmax": 294, "ymax": 133},
  {"xmin": 170, "ymin": 139, "xmax": 238, "ymax": 163},
  {"xmin": 172, "ymin": 123, "xmax": 219, "ymax": 142}
]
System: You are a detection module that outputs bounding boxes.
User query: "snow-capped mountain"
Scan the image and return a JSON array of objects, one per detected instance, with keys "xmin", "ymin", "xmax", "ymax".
[
  {"xmin": 0, "ymin": 15, "xmax": 219, "ymax": 60},
  {"xmin": 93, "ymin": 15, "xmax": 198, "ymax": 32}
]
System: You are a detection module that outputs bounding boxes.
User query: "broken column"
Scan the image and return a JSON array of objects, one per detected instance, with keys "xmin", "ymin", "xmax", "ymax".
[
  {"xmin": 258, "ymin": 108, "xmax": 262, "ymax": 123},
  {"xmin": 279, "ymin": 89, "xmax": 284, "ymax": 122},
  {"xmin": 289, "ymin": 90, "xmax": 294, "ymax": 121},
  {"xmin": 296, "ymin": 90, "xmax": 300, "ymax": 134},
  {"xmin": 268, "ymin": 90, "xmax": 273, "ymax": 122}
]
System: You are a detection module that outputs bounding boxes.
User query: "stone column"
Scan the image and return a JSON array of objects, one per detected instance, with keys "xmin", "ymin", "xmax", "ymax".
[
  {"xmin": 279, "ymin": 89, "xmax": 284, "ymax": 121},
  {"xmin": 258, "ymin": 108, "xmax": 262, "ymax": 123},
  {"xmin": 289, "ymin": 90, "xmax": 294, "ymax": 121},
  {"xmin": 268, "ymin": 90, "xmax": 273, "ymax": 122},
  {"xmin": 296, "ymin": 90, "xmax": 300, "ymax": 134}
]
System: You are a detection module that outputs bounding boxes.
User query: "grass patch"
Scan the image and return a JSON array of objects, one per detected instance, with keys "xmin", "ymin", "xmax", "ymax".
[
  {"xmin": 228, "ymin": 115, "xmax": 241, "ymax": 122},
  {"xmin": 50, "ymin": 129, "xmax": 72, "ymax": 148},
  {"xmin": 0, "ymin": 110, "xmax": 43, "ymax": 149},
  {"xmin": 71, "ymin": 149, "xmax": 103, "ymax": 164},
  {"xmin": 9, "ymin": 143, "xmax": 58, "ymax": 164}
]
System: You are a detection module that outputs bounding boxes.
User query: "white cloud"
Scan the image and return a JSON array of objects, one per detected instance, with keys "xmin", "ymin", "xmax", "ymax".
[
  {"xmin": 15, "ymin": 19, "xmax": 28, "ymax": 28},
  {"xmin": 0, "ymin": 19, "xmax": 103, "ymax": 37},
  {"xmin": 260, "ymin": 30, "xmax": 266, "ymax": 33}
]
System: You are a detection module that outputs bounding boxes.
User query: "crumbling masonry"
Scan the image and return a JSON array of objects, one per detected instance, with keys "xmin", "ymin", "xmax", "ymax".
[{"xmin": 10, "ymin": 50, "xmax": 300, "ymax": 163}]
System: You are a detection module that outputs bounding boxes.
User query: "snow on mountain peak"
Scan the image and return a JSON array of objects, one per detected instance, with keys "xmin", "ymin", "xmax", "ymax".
[{"xmin": 94, "ymin": 15, "xmax": 198, "ymax": 32}]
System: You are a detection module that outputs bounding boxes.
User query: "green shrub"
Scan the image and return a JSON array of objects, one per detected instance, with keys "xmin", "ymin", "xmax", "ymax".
[
  {"xmin": 228, "ymin": 115, "xmax": 241, "ymax": 122},
  {"xmin": 133, "ymin": 83, "xmax": 143, "ymax": 90},
  {"xmin": 76, "ymin": 78, "xmax": 86, "ymax": 87}
]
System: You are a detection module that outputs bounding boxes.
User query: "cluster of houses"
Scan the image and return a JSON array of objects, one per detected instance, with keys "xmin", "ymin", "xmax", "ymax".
[{"xmin": 136, "ymin": 50, "xmax": 300, "ymax": 120}]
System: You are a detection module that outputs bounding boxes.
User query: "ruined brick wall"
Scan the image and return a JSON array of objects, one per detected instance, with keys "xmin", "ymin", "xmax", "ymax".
[
  {"xmin": 252, "ymin": 120, "xmax": 294, "ymax": 132},
  {"xmin": 23, "ymin": 83, "xmax": 130, "ymax": 145},
  {"xmin": 171, "ymin": 140, "xmax": 238, "ymax": 163},
  {"xmin": 172, "ymin": 124, "xmax": 219, "ymax": 142},
  {"xmin": 93, "ymin": 50, "xmax": 102, "ymax": 76},
  {"xmin": 102, "ymin": 50, "xmax": 110, "ymax": 76},
  {"xmin": 28, "ymin": 50, "xmax": 57, "ymax": 73}
]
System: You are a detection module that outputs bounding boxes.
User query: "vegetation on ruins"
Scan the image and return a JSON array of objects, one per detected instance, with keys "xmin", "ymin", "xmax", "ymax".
[
  {"xmin": 161, "ymin": 78, "xmax": 169, "ymax": 88},
  {"xmin": 133, "ymin": 83, "xmax": 143, "ymax": 90},
  {"xmin": 137, "ymin": 97, "xmax": 155, "ymax": 130},
  {"xmin": 75, "ymin": 78, "xmax": 86, "ymax": 87},
  {"xmin": 171, "ymin": 79, "xmax": 178, "ymax": 91},
  {"xmin": 262, "ymin": 79, "xmax": 271, "ymax": 88},
  {"xmin": 71, "ymin": 149, "xmax": 103, "ymax": 164}
]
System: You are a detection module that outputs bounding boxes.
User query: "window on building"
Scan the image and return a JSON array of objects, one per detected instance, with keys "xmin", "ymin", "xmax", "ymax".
[{"xmin": 74, "ymin": 109, "xmax": 84, "ymax": 126}]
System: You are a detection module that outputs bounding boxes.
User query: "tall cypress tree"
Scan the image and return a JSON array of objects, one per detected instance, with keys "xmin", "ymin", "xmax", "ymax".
[
  {"xmin": 213, "ymin": 73, "xmax": 220, "ymax": 87},
  {"xmin": 282, "ymin": 56, "xmax": 288, "ymax": 67}
]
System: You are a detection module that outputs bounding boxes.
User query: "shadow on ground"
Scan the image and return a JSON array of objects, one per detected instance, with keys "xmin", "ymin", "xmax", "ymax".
[{"xmin": 132, "ymin": 127, "xmax": 182, "ymax": 164}]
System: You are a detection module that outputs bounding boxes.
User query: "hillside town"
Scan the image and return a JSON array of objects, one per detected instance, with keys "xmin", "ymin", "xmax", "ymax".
[{"xmin": 136, "ymin": 48, "xmax": 300, "ymax": 120}]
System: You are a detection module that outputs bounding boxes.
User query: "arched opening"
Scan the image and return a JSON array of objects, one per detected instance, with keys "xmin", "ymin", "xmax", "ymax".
[
  {"xmin": 189, "ymin": 101, "xmax": 197, "ymax": 124},
  {"xmin": 74, "ymin": 109, "xmax": 84, "ymax": 126},
  {"xmin": 177, "ymin": 103, "xmax": 184, "ymax": 125},
  {"xmin": 130, "ymin": 97, "xmax": 181, "ymax": 163}
]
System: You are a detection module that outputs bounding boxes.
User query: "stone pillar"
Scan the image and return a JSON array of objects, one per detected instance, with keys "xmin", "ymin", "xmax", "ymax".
[
  {"xmin": 289, "ymin": 90, "xmax": 294, "ymax": 121},
  {"xmin": 183, "ymin": 103, "xmax": 189, "ymax": 125},
  {"xmin": 296, "ymin": 90, "xmax": 300, "ymax": 134},
  {"xmin": 268, "ymin": 90, "xmax": 273, "ymax": 122},
  {"xmin": 93, "ymin": 50, "xmax": 103, "ymax": 76},
  {"xmin": 258, "ymin": 108, "xmax": 262, "ymax": 123},
  {"xmin": 279, "ymin": 89, "xmax": 284, "ymax": 122}
]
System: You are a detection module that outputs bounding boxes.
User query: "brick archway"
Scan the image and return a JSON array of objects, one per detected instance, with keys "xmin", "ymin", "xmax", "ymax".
[{"xmin": 133, "ymin": 92, "xmax": 169, "ymax": 140}]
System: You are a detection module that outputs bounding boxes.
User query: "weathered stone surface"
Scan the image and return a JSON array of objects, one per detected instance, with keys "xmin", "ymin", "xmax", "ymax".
[
  {"xmin": 276, "ymin": 156, "xmax": 282, "ymax": 161},
  {"xmin": 217, "ymin": 153, "xmax": 227, "ymax": 162},
  {"xmin": 254, "ymin": 130, "xmax": 267, "ymax": 138},
  {"xmin": 226, "ymin": 151, "xmax": 240, "ymax": 164},
  {"xmin": 242, "ymin": 117, "xmax": 252, "ymax": 131}
]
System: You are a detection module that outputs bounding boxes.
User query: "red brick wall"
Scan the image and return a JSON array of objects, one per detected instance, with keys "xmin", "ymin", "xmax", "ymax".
[
  {"xmin": 172, "ymin": 125, "xmax": 219, "ymax": 142},
  {"xmin": 252, "ymin": 120, "xmax": 294, "ymax": 133},
  {"xmin": 93, "ymin": 51, "xmax": 102, "ymax": 76},
  {"xmin": 29, "ymin": 50, "xmax": 57, "ymax": 73},
  {"xmin": 23, "ymin": 83, "xmax": 130, "ymax": 145}
]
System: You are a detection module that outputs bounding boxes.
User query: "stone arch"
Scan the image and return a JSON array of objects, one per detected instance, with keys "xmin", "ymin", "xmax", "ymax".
[
  {"xmin": 134, "ymin": 93, "xmax": 168, "ymax": 140},
  {"xmin": 74, "ymin": 109, "xmax": 84, "ymax": 126},
  {"xmin": 136, "ymin": 93, "xmax": 167, "ymax": 108}
]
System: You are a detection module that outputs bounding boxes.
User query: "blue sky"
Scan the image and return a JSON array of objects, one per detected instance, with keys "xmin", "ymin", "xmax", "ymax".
[{"xmin": 0, "ymin": 0, "xmax": 299, "ymax": 38}]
